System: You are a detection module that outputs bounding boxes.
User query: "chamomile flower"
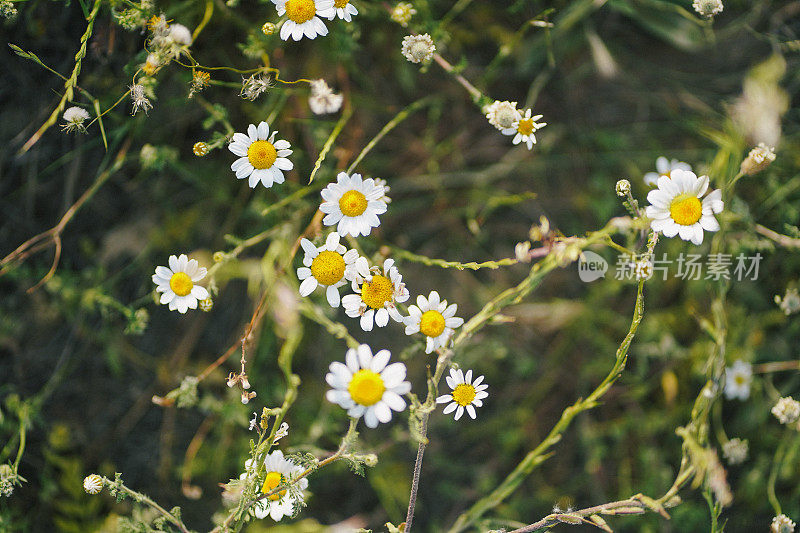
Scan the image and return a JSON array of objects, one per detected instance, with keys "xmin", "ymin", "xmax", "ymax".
[
  {"xmin": 643, "ymin": 157, "xmax": 692, "ymax": 187},
  {"xmin": 273, "ymin": 0, "xmax": 334, "ymax": 41},
  {"xmin": 241, "ymin": 451, "xmax": 308, "ymax": 521},
  {"xmin": 152, "ymin": 254, "xmax": 209, "ymax": 314},
  {"xmin": 501, "ymin": 108, "xmax": 546, "ymax": 150},
  {"xmin": 325, "ymin": 344, "xmax": 411, "ymax": 428},
  {"xmin": 342, "ymin": 258, "xmax": 409, "ymax": 331},
  {"xmin": 404, "ymin": 291, "xmax": 464, "ymax": 354},
  {"xmin": 436, "ymin": 368, "xmax": 488, "ymax": 421},
  {"xmin": 645, "ymin": 170, "xmax": 723, "ymax": 245},
  {"xmin": 228, "ymin": 122, "xmax": 293, "ymax": 189},
  {"xmin": 320, "ymin": 172, "xmax": 388, "ymax": 237},
  {"xmin": 328, "ymin": 0, "xmax": 357, "ymax": 21},
  {"xmin": 723, "ymin": 360, "xmax": 752, "ymax": 400},
  {"xmin": 297, "ymin": 232, "xmax": 359, "ymax": 307}
]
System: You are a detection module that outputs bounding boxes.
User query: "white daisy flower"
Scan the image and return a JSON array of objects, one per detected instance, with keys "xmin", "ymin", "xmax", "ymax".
[
  {"xmin": 152, "ymin": 254, "xmax": 209, "ymax": 314},
  {"xmin": 501, "ymin": 108, "xmax": 546, "ymax": 150},
  {"xmin": 328, "ymin": 0, "xmax": 357, "ymax": 21},
  {"xmin": 240, "ymin": 451, "xmax": 308, "ymax": 521},
  {"xmin": 297, "ymin": 232, "xmax": 360, "ymax": 307},
  {"xmin": 342, "ymin": 258, "xmax": 409, "ymax": 331},
  {"xmin": 320, "ymin": 172, "xmax": 388, "ymax": 237},
  {"xmin": 325, "ymin": 344, "xmax": 411, "ymax": 428},
  {"xmin": 228, "ymin": 122, "xmax": 293, "ymax": 189},
  {"xmin": 644, "ymin": 169, "xmax": 724, "ymax": 245},
  {"xmin": 484, "ymin": 100, "xmax": 521, "ymax": 131},
  {"xmin": 643, "ymin": 156, "xmax": 692, "ymax": 187},
  {"xmin": 273, "ymin": 0, "xmax": 334, "ymax": 41},
  {"xmin": 404, "ymin": 291, "xmax": 464, "ymax": 354},
  {"xmin": 436, "ymin": 368, "xmax": 488, "ymax": 421},
  {"xmin": 723, "ymin": 360, "xmax": 752, "ymax": 400}
]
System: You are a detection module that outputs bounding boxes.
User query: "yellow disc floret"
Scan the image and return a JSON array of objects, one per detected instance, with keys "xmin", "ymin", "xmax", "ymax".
[
  {"xmin": 669, "ymin": 195, "xmax": 702, "ymax": 226},
  {"xmin": 339, "ymin": 190, "xmax": 368, "ymax": 217},
  {"xmin": 452, "ymin": 383, "xmax": 476, "ymax": 407},
  {"xmin": 247, "ymin": 140, "xmax": 277, "ymax": 169},
  {"xmin": 285, "ymin": 0, "xmax": 317, "ymax": 23},
  {"xmin": 261, "ymin": 471, "xmax": 287, "ymax": 501},
  {"xmin": 348, "ymin": 369, "xmax": 385, "ymax": 406},
  {"xmin": 360, "ymin": 275, "xmax": 394, "ymax": 310},
  {"xmin": 334, "ymin": 0, "xmax": 348, "ymax": 7},
  {"xmin": 517, "ymin": 118, "xmax": 536, "ymax": 136},
  {"xmin": 169, "ymin": 272, "xmax": 193, "ymax": 296},
  {"xmin": 419, "ymin": 310, "xmax": 446, "ymax": 338},
  {"xmin": 310, "ymin": 250, "xmax": 346, "ymax": 286}
]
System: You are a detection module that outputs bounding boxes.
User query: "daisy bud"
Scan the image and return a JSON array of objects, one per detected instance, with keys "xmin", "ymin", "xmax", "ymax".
[
  {"xmin": 771, "ymin": 396, "xmax": 800, "ymax": 425},
  {"xmin": 484, "ymin": 100, "xmax": 520, "ymax": 131},
  {"xmin": 262, "ymin": 22, "xmax": 276, "ymax": 35},
  {"xmin": 740, "ymin": 143, "xmax": 776, "ymax": 175},
  {"xmin": 308, "ymin": 79, "xmax": 344, "ymax": 115},
  {"xmin": 363, "ymin": 454, "xmax": 378, "ymax": 467},
  {"xmin": 142, "ymin": 53, "xmax": 161, "ymax": 75},
  {"xmin": 61, "ymin": 106, "xmax": 90, "ymax": 134},
  {"xmin": 615, "ymin": 179, "xmax": 631, "ymax": 197},
  {"xmin": 193, "ymin": 142, "xmax": 209, "ymax": 157},
  {"xmin": 83, "ymin": 474, "xmax": 104, "ymax": 494},
  {"xmin": 390, "ymin": 2, "xmax": 416, "ymax": 27},
  {"xmin": 401, "ymin": 34, "xmax": 435, "ymax": 64},
  {"xmin": 772, "ymin": 515, "xmax": 796, "ymax": 533},
  {"xmin": 199, "ymin": 298, "xmax": 213, "ymax": 312},
  {"xmin": 693, "ymin": 0, "xmax": 723, "ymax": 18}
]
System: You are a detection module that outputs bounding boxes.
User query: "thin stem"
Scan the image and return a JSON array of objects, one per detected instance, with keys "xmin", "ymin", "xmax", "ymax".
[{"xmin": 404, "ymin": 414, "xmax": 429, "ymax": 532}]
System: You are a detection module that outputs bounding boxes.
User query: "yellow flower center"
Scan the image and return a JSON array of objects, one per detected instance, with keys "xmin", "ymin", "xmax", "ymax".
[
  {"xmin": 452, "ymin": 383, "xmax": 476, "ymax": 407},
  {"xmin": 517, "ymin": 118, "xmax": 536, "ymax": 136},
  {"xmin": 310, "ymin": 250, "xmax": 346, "ymax": 286},
  {"xmin": 169, "ymin": 272, "xmax": 193, "ymax": 297},
  {"xmin": 735, "ymin": 375, "xmax": 746, "ymax": 385},
  {"xmin": 285, "ymin": 0, "xmax": 316, "ymax": 23},
  {"xmin": 338, "ymin": 190, "xmax": 368, "ymax": 217},
  {"xmin": 669, "ymin": 195, "xmax": 702, "ymax": 226},
  {"xmin": 360, "ymin": 275, "xmax": 394, "ymax": 310},
  {"xmin": 334, "ymin": 0, "xmax": 348, "ymax": 7},
  {"xmin": 247, "ymin": 140, "xmax": 277, "ymax": 170},
  {"xmin": 261, "ymin": 471, "xmax": 287, "ymax": 501},
  {"xmin": 419, "ymin": 310, "xmax": 446, "ymax": 338},
  {"xmin": 348, "ymin": 369, "xmax": 386, "ymax": 406}
]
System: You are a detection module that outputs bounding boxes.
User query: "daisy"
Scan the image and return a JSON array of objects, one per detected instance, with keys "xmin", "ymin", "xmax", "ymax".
[
  {"xmin": 241, "ymin": 451, "xmax": 308, "ymax": 521},
  {"xmin": 273, "ymin": 0, "xmax": 334, "ymax": 41},
  {"xmin": 320, "ymin": 172, "xmax": 388, "ymax": 237},
  {"xmin": 328, "ymin": 0, "xmax": 357, "ymax": 21},
  {"xmin": 723, "ymin": 360, "xmax": 752, "ymax": 400},
  {"xmin": 501, "ymin": 108, "xmax": 546, "ymax": 150},
  {"xmin": 436, "ymin": 368, "xmax": 488, "ymax": 421},
  {"xmin": 643, "ymin": 156, "xmax": 692, "ymax": 187},
  {"xmin": 404, "ymin": 291, "xmax": 464, "ymax": 354},
  {"xmin": 228, "ymin": 122, "xmax": 293, "ymax": 189},
  {"xmin": 152, "ymin": 254, "xmax": 209, "ymax": 314},
  {"xmin": 297, "ymin": 232, "xmax": 359, "ymax": 307},
  {"xmin": 645, "ymin": 169, "xmax": 724, "ymax": 245},
  {"xmin": 325, "ymin": 344, "xmax": 411, "ymax": 428},
  {"xmin": 342, "ymin": 258, "xmax": 409, "ymax": 331}
]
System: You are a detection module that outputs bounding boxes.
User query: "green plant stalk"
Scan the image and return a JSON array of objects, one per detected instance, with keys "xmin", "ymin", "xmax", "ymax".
[
  {"xmin": 20, "ymin": 0, "xmax": 103, "ymax": 154},
  {"xmin": 309, "ymin": 105, "xmax": 354, "ymax": 183},
  {"xmin": 390, "ymin": 246, "xmax": 519, "ymax": 270},
  {"xmin": 447, "ymin": 246, "xmax": 649, "ymax": 532},
  {"xmin": 105, "ymin": 477, "xmax": 190, "ymax": 533}
]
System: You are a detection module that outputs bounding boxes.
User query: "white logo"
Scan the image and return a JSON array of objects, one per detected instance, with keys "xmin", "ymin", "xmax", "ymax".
[{"xmin": 578, "ymin": 251, "xmax": 608, "ymax": 282}]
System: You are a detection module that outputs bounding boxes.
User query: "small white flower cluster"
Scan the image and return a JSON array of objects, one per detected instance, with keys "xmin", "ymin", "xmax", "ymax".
[
  {"xmin": 61, "ymin": 106, "xmax": 91, "ymax": 134},
  {"xmin": 771, "ymin": 396, "xmax": 800, "ymax": 425},
  {"xmin": 129, "ymin": 83, "xmax": 153, "ymax": 116},
  {"xmin": 693, "ymin": 0, "xmax": 724, "ymax": 18},
  {"xmin": 772, "ymin": 514, "xmax": 797, "ymax": 533},
  {"xmin": 240, "ymin": 73, "xmax": 274, "ymax": 101},
  {"xmin": 740, "ymin": 143, "xmax": 776, "ymax": 175},
  {"xmin": 721, "ymin": 438, "xmax": 748, "ymax": 465},
  {"xmin": 775, "ymin": 287, "xmax": 800, "ymax": 316},
  {"xmin": 390, "ymin": 2, "xmax": 416, "ymax": 26},
  {"xmin": 724, "ymin": 360, "xmax": 752, "ymax": 400},
  {"xmin": 401, "ymin": 34, "xmax": 436, "ymax": 64},
  {"xmin": 308, "ymin": 79, "xmax": 344, "ymax": 115}
]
